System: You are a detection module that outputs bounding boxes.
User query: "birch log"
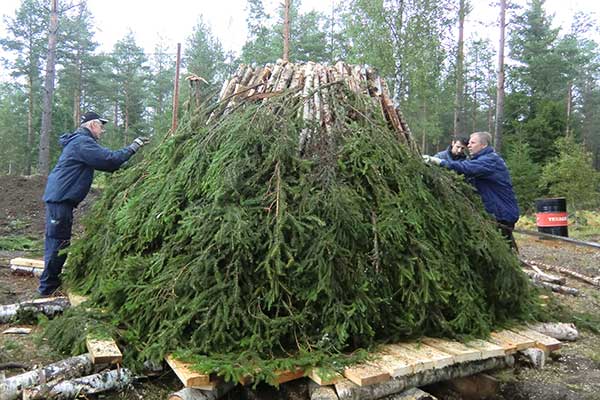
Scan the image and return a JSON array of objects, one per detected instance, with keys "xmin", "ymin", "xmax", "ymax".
[
  {"xmin": 0, "ymin": 297, "xmax": 70, "ymax": 323},
  {"xmin": 335, "ymin": 355, "xmax": 514, "ymax": 400},
  {"xmin": 22, "ymin": 368, "xmax": 134, "ymax": 400},
  {"xmin": 0, "ymin": 354, "xmax": 92, "ymax": 400}
]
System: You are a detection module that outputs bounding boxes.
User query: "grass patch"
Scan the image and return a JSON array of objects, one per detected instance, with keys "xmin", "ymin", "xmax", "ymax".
[{"xmin": 0, "ymin": 235, "xmax": 43, "ymax": 252}]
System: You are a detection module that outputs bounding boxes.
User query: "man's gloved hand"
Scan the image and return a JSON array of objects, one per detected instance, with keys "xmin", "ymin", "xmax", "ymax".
[
  {"xmin": 129, "ymin": 136, "xmax": 150, "ymax": 153},
  {"xmin": 422, "ymin": 155, "xmax": 443, "ymax": 166}
]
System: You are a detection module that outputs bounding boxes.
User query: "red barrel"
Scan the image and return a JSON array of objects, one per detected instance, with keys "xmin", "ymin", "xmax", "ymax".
[{"xmin": 535, "ymin": 198, "xmax": 568, "ymax": 237}]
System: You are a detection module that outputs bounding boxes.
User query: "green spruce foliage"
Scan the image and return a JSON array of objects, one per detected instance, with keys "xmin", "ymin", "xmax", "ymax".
[{"xmin": 47, "ymin": 72, "xmax": 535, "ymax": 383}]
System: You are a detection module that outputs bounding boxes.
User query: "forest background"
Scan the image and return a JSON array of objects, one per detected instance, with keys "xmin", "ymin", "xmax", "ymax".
[{"xmin": 0, "ymin": 0, "xmax": 599, "ymax": 213}]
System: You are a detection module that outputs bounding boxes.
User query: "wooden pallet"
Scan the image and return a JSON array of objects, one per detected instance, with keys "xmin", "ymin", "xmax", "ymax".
[{"xmin": 164, "ymin": 328, "xmax": 560, "ymax": 390}]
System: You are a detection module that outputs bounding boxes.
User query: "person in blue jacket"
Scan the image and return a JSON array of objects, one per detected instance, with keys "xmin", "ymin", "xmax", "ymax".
[
  {"xmin": 423, "ymin": 131, "xmax": 519, "ymax": 248},
  {"xmin": 433, "ymin": 136, "xmax": 469, "ymax": 161},
  {"xmin": 38, "ymin": 111, "xmax": 149, "ymax": 296}
]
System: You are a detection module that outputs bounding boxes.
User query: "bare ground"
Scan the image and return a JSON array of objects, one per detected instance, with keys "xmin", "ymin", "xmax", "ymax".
[{"xmin": 1, "ymin": 174, "xmax": 599, "ymax": 400}]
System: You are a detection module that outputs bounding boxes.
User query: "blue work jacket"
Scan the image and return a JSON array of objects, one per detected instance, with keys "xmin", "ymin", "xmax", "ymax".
[
  {"xmin": 440, "ymin": 146, "xmax": 520, "ymax": 223},
  {"xmin": 43, "ymin": 128, "xmax": 133, "ymax": 205}
]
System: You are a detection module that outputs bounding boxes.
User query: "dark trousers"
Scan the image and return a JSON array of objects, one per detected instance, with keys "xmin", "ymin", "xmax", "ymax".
[
  {"xmin": 497, "ymin": 220, "xmax": 518, "ymax": 251},
  {"xmin": 39, "ymin": 202, "xmax": 74, "ymax": 295}
]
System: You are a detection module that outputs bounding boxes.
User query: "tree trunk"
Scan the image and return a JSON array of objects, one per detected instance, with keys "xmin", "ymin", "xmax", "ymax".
[
  {"xmin": 0, "ymin": 354, "xmax": 92, "ymax": 400},
  {"xmin": 38, "ymin": 0, "xmax": 59, "ymax": 175},
  {"xmin": 493, "ymin": 0, "xmax": 506, "ymax": 153},
  {"xmin": 27, "ymin": 74, "xmax": 34, "ymax": 175},
  {"xmin": 22, "ymin": 368, "xmax": 134, "ymax": 400},
  {"xmin": 170, "ymin": 43, "xmax": 181, "ymax": 134},
  {"xmin": 453, "ymin": 0, "xmax": 466, "ymax": 135},
  {"xmin": 565, "ymin": 82, "xmax": 572, "ymax": 137},
  {"xmin": 283, "ymin": 0, "xmax": 291, "ymax": 62}
]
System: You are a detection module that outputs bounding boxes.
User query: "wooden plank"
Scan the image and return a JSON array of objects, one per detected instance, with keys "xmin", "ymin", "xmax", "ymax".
[
  {"xmin": 490, "ymin": 330, "xmax": 535, "ymax": 351},
  {"xmin": 396, "ymin": 342, "xmax": 455, "ymax": 369},
  {"xmin": 308, "ymin": 368, "xmax": 344, "ymax": 386},
  {"xmin": 421, "ymin": 338, "xmax": 481, "ymax": 363},
  {"xmin": 464, "ymin": 339, "xmax": 505, "ymax": 359},
  {"xmin": 165, "ymin": 354, "xmax": 211, "ymax": 387},
  {"xmin": 381, "ymin": 344, "xmax": 435, "ymax": 373},
  {"xmin": 343, "ymin": 362, "xmax": 390, "ymax": 386},
  {"xmin": 371, "ymin": 351, "xmax": 414, "ymax": 377},
  {"xmin": 67, "ymin": 292, "xmax": 89, "ymax": 307},
  {"xmin": 486, "ymin": 333, "xmax": 518, "ymax": 354},
  {"xmin": 86, "ymin": 337, "xmax": 123, "ymax": 364},
  {"xmin": 275, "ymin": 368, "xmax": 305, "ymax": 384},
  {"xmin": 512, "ymin": 328, "xmax": 562, "ymax": 353},
  {"xmin": 10, "ymin": 257, "xmax": 44, "ymax": 269}
]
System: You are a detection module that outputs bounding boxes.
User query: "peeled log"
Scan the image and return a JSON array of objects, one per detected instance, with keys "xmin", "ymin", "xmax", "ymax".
[
  {"xmin": 22, "ymin": 368, "xmax": 134, "ymax": 400},
  {"xmin": 168, "ymin": 383, "xmax": 235, "ymax": 400},
  {"xmin": 335, "ymin": 355, "xmax": 514, "ymax": 400},
  {"xmin": 0, "ymin": 297, "xmax": 70, "ymax": 323},
  {"xmin": 0, "ymin": 354, "xmax": 92, "ymax": 400},
  {"xmin": 530, "ymin": 322, "xmax": 579, "ymax": 341}
]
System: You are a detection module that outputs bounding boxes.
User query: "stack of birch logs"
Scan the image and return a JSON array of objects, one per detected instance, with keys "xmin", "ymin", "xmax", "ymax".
[{"xmin": 205, "ymin": 59, "xmax": 418, "ymax": 153}]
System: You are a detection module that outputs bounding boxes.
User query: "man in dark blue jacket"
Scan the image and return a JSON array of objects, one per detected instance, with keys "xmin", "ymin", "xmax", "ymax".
[
  {"xmin": 39, "ymin": 111, "xmax": 149, "ymax": 296},
  {"xmin": 423, "ymin": 131, "xmax": 519, "ymax": 247}
]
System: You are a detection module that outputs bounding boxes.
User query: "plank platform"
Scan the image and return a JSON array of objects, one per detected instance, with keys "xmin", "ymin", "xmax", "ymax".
[{"xmin": 86, "ymin": 337, "xmax": 123, "ymax": 364}]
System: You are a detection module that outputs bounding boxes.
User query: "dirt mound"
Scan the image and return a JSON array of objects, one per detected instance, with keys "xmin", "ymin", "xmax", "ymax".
[{"xmin": 0, "ymin": 175, "xmax": 46, "ymax": 237}]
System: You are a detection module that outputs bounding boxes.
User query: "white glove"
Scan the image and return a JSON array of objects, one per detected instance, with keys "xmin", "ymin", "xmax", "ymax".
[
  {"xmin": 422, "ymin": 155, "xmax": 442, "ymax": 166},
  {"xmin": 129, "ymin": 136, "xmax": 150, "ymax": 153}
]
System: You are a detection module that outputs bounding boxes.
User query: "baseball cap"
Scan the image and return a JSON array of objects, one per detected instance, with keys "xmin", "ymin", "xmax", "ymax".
[{"xmin": 81, "ymin": 111, "xmax": 108, "ymax": 125}]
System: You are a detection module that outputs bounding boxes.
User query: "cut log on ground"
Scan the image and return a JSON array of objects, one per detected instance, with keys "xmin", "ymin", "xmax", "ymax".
[
  {"xmin": 0, "ymin": 297, "xmax": 70, "ymax": 323},
  {"xmin": 530, "ymin": 322, "xmax": 579, "ymax": 341},
  {"xmin": 9, "ymin": 265, "xmax": 42, "ymax": 277},
  {"xmin": 529, "ymin": 279, "xmax": 579, "ymax": 296},
  {"xmin": 521, "ymin": 258, "xmax": 600, "ymax": 288},
  {"xmin": 335, "ymin": 355, "xmax": 514, "ymax": 400},
  {"xmin": 168, "ymin": 383, "xmax": 235, "ymax": 400},
  {"xmin": 0, "ymin": 354, "xmax": 92, "ymax": 400},
  {"xmin": 22, "ymin": 368, "xmax": 134, "ymax": 400}
]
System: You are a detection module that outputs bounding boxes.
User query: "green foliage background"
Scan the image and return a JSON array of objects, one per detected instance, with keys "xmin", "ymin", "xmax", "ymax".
[{"xmin": 46, "ymin": 82, "xmax": 535, "ymax": 382}]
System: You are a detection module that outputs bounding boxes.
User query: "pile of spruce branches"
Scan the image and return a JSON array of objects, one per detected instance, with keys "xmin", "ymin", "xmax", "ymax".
[{"xmin": 45, "ymin": 62, "xmax": 536, "ymax": 384}]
